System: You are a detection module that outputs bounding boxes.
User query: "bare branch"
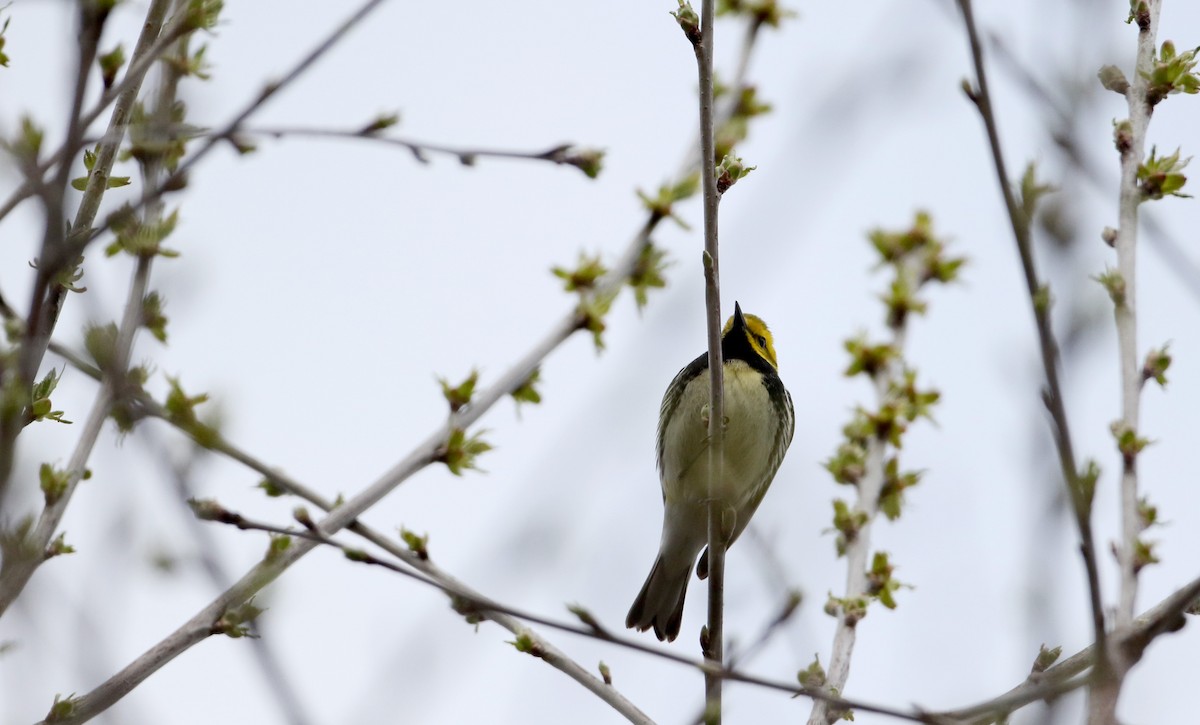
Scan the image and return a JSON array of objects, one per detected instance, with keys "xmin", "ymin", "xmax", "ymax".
[
  {"xmin": 243, "ymin": 125, "xmax": 605, "ymax": 177},
  {"xmin": 0, "ymin": 3, "xmax": 183, "ymax": 618},
  {"xmin": 689, "ymin": 0, "xmax": 729, "ymax": 719},
  {"xmin": 953, "ymin": 0, "xmax": 1108, "ymax": 686},
  {"xmin": 935, "ymin": 574, "xmax": 1200, "ymax": 723}
]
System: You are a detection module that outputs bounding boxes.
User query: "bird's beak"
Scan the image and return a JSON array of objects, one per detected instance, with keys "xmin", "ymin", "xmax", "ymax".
[{"xmin": 732, "ymin": 301, "xmax": 746, "ymax": 331}]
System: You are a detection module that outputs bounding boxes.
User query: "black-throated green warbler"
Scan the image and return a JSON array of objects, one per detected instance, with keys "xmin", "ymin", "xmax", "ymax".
[{"xmin": 626, "ymin": 302, "xmax": 795, "ymax": 642}]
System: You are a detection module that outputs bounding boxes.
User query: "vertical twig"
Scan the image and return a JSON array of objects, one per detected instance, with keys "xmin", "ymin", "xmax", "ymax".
[
  {"xmin": 0, "ymin": 0, "xmax": 184, "ymax": 618},
  {"xmin": 807, "ymin": 252, "xmax": 924, "ymax": 725},
  {"xmin": 1095, "ymin": 1, "xmax": 1163, "ymax": 722},
  {"xmin": 0, "ymin": 0, "xmax": 172, "ymax": 512},
  {"xmin": 954, "ymin": 0, "xmax": 1110, "ymax": 689},
  {"xmin": 1113, "ymin": 0, "xmax": 1160, "ymax": 634},
  {"xmin": 690, "ymin": 0, "xmax": 726, "ymax": 721},
  {"xmin": 0, "ymin": 2, "xmax": 104, "ymax": 507}
]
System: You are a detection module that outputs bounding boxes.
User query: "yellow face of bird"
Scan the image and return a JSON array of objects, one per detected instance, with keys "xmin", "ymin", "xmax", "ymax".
[{"xmin": 722, "ymin": 304, "xmax": 780, "ymax": 370}]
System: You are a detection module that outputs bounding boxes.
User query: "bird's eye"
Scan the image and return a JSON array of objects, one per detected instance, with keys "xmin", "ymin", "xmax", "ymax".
[{"xmin": 755, "ymin": 334, "xmax": 768, "ymax": 348}]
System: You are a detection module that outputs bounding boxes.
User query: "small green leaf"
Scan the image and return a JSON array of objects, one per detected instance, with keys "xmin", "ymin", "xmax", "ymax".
[
  {"xmin": 1113, "ymin": 119, "xmax": 1134, "ymax": 155},
  {"xmin": 213, "ymin": 600, "xmax": 263, "ymax": 639},
  {"xmin": 878, "ymin": 457, "xmax": 921, "ymax": 521},
  {"xmin": 107, "ymin": 207, "xmax": 182, "ymax": 258},
  {"xmin": 98, "ymin": 44, "xmax": 125, "ymax": 89},
  {"xmin": 1137, "ymin": 496, "xmax": 1159, "ymax": 530},
  {"xmin": 264, "ymin": 534, "xmax": 291, "ymax": 563},
  {"xmin": 46, "ymin": 532, "xmax": 74, "ymax": 558},
  {"xmin": 164, "ymin": 376, "xmax": 219, "ymax": 448},
  {"xmin": 510, "ymin": 367, "xmax": 542, "ymax": 408},
  {"xmin": 0, "ymin": 16, "xmax": 11, "ymax": 68},
  {"xmin": 83, "ymin": 322, "xmax": 119, "ymax": 372},
  {"xmin": 1074, "ymin": 459, "xmax": 1100, "ymax": 514},
  {"xmin": 1032, "ymin": 643, "xmax": 1062, "ymax": 673},
  {"xmin": 1143, "ymin": 41, "xmax": 1200, "ymax": 105},
  {"xmin": 552, "ymin": 252, "xmax": 608, "ymax": 293},
  {"xmin": 716, "ymin": 0, "xmax": 795, "ymax": 27},
  {"xmin": 829, "ymin": 499, "xmax": 867, "ymax": 557},
  {"xmin": 438, "ymin": 369, "xmax": 479, "ymax": 413},
  {"xmin": 798, "ymin": 653, "xmax": 827, "ymax": 689},
  {"xmin": 866, "ymin": 551, "xmax": 904, "ymax": 609},
  {"xmin": 360, "ymin": 112, "xmax": 400, "ymax": 135},
  {"xmin": 12, "ymin": 116, "xmax": 44, "ymax": 163},
  {"xmin": 843, "ymin": 336, "xmax": 896, "ymax": 378},
  {"xmin": 46, "ymin": 693, "xmax": 80, "ymax": 722},
  {"xmin": 636, "ymin": 173, "xmax": 698, "ymax": 228},
  {"xmin": 715, "ymin": 154, "xmax": 755, "ymax": 194},
  {"xmin": 1142, "ymin": 344, "xmax": 1172, "ymax": 387},
  {"xmin": 1017, "ymin": 163, "xmax": 1057, "ymax": 223},
  {"xmin": 1138, "ymin": 146, "xmax": 1191, "ymax": 200},
  {"xmin": 508, "ymin": 631, "xmax": 544, "ymax": 657},
  {"xmin": 628, "ymin": 242, "xmax": 669, "ymax": 311},
  {"xmin": 439, "ymin": 428, "xmax": 493, "ymax": 475},
  {"xmin": 39, "ymin": 463, "xmax": 70, "ymax": 506},
  {"xmin": 29, "ymin": 368, "xmax": 71, "ymax": 424},
  {"xmin": 1133, "ymin": 537, "xmax": 1159, "ymax": 572},
  {"xmin": 823, "ymin": 442, "xmax": 866, "ymax": 486},
  {"xmin": 1109, "ymin": 420, "xmax": 1151, "ymax": 463},
  {"xmin": 577, "ymin": 288, "xmax": 619, "ymax": 351},
  {"xmin": 257, "ymin": 478, "xmax": 287, "ymax": 497},
  {"xmin": 1093, "ymin": 268, "xmax": 1127, "ymax": 306},
  {"xmin": 141, "ymin": 291, "xmax": 169, "ymax": 343},
  {"xmin": 559, "ymin": 146, "xmax": 605, "ymax": 179},
  {"xmin": 670, "ymin": 0, "xmax": 701, "ymax": 45},
  {"xmin": 399, "ymin": 528, "xmax": 429, "ymax": 560}
]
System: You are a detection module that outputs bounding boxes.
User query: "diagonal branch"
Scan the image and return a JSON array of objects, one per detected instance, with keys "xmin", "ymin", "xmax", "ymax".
[
  {"xmin": 933, "ymin": 574, "xmax": 1200, "ymax": 724},
  {"xmin": 0, "ymin": 3, "xmax": 184, "ymax": 618},
  {"xmin": 194, "ymin": 504, "xmax": 947, "ymax": 725},
  {"xmin": 22, "ymin": 10, "xmax": 775, "ymax": 721}
]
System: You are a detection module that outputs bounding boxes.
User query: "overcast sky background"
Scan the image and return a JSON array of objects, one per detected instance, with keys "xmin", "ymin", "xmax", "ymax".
[{"xmin": 2, "ymin": 1, "xmax": 1199, "ymax": 723}]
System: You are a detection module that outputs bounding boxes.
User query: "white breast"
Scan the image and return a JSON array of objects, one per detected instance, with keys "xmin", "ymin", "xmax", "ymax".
[{"xmin": 660, "ymin": 360, "xmax": 779, "ymax": 507}]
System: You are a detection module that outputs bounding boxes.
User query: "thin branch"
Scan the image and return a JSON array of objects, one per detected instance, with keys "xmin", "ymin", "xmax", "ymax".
[
  {"xmin": 43, "ymin": 321, "xmax": 1200, "ymax": 725},
  {"xmin": 0, "ymin": 2, "xmax": 104, "ymax": 506},
  {"xmin": 24, "ymin": 11, "xmax": 775, "ymax": 721},
  {"xmin": 0, "ymin": 0, "xmax": 394, "ymax": 282},
  {"xmin": 0, "ymin": 5, "xmax": 186, "ymax": 616},
  {"xmin": 691, "ymin": 0, "xmax": 727, "ymax": 720},
  {"xmin": 1113, "ymin": 0, "xmax": 1160, "ymax": 634},
  {"xmin": 981, "ymin": 32, "xmax": 1200, "ymax": 305},
  {"xmin": 197, "ymin": 504, "xmax": 945, "ymax": 725},
  {"xmin": 73, "ymin": 0, "xmax": 395, "ymax": 252},
  {"xmin": 194, "ymin": 503, "xmax": 655, "ymax": 724},
  {"xmin": 808, "ymin": 257, "xmax": 921, "ymax": 725},
  {"xmin": 33, "ymin": 202, "xmax": 660, "ymax": 725},
  {"xmin": 934, "ymin": 574, "xmax": 1200, "ymax": 724},
  {"xmin": 0, "ymin": 2, "xmax": 191, "ymax": 227},
  {"xmin": 1092, "ymin": 3, "xmax": 1164, "ymax": 719},
  {"xmin": 242, "ymin": 125, "xmax": 604, "ymax": 176},
  {"xmin": 0, "ymin": 0, "xmax": 174, "ymax": 510},
  {"xmin": 53, "ymin": 322, "xmax": 1173, "ymax": 725},
  {"xmin": 954, "ymin": 0, "xmax": 1108, "ymax": 680},
  {"xmin": 153, "ymin": 443, "xmax": 314, "ymax": 725}
]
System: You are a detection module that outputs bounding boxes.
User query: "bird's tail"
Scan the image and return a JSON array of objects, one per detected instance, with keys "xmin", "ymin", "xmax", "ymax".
[{"xmin": 625, "ymin": 553, "xmax": 692, "ymax": 642}]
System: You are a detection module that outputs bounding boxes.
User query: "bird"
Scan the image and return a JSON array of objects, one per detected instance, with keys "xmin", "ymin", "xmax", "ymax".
[{"xmin": 626, "ymin": 302, "xmax": 795, "ymax": 642}]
